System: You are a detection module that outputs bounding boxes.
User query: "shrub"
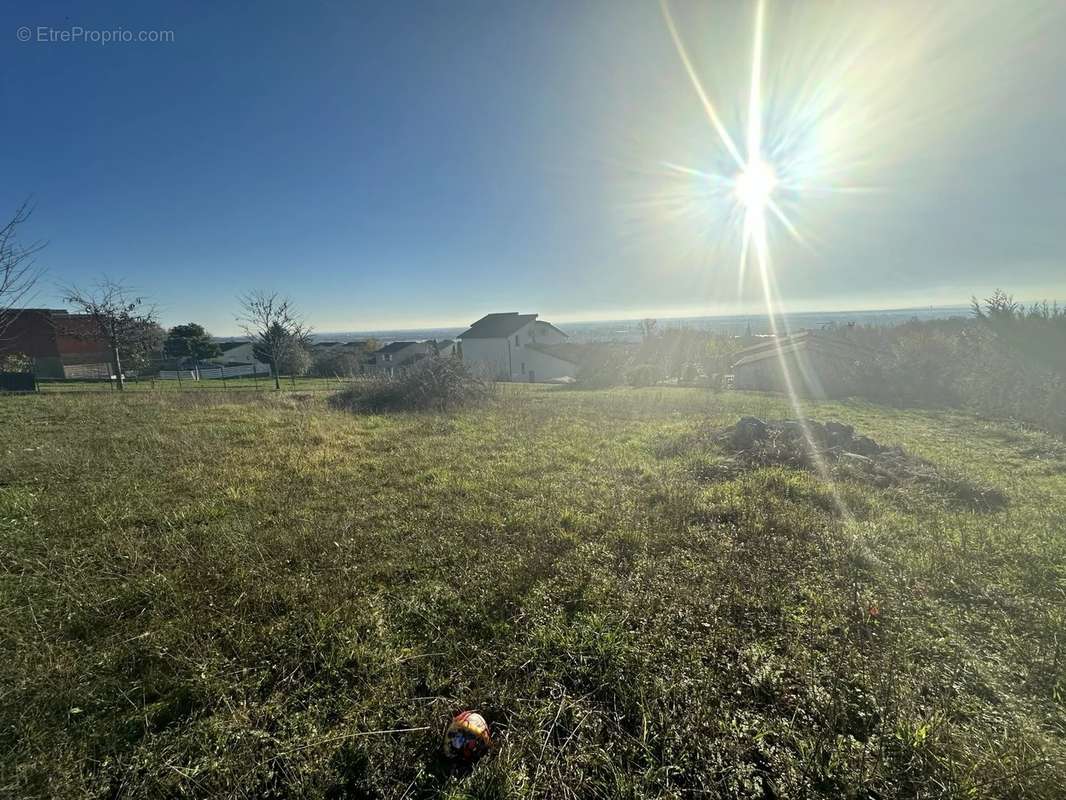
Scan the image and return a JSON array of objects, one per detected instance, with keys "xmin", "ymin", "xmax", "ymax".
[
  {"xmin": 883, "ymin": 328, "xmax": 961, "ymax": 407},
  {"xmin": 0, "ymin": 351, "xmax": 32, "ymax": 372},
  {"xmin": 831, "ymin": 291, "xmax": 1066, "ymax": 435},
  {"xmin": 330, "ymin": 357, "xmax": 491, "ymax": 412},
  {"xmin": 311, "ymin": 348, "xmax": 364, "ymax": 378},
  {"xmin": 570, "ymin": 344, "xmax": 629, "ymax": 389},
  {"xmin": 626, "ymin": 364, "xmax": 661, "ymax": 388}
]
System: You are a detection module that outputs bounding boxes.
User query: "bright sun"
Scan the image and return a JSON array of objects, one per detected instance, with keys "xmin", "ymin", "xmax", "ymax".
[{"xmin": 735, "ymin": 159, "xmax": 777, "ymax": 211}]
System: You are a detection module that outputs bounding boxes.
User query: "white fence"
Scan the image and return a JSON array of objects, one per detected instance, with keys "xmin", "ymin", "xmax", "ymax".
[
  {"xmin": 63, "ymin": 362, "xmax": 114, "ymax": 380},
  {"xmin": 158, "ymin": 364, "xmax": 271, "ymax": 381}
]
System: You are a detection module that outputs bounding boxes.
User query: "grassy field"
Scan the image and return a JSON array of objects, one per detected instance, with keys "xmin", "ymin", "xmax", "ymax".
[{"xmin": 2, "ymin": 386, "xmax": 1064, "ymax": 798}]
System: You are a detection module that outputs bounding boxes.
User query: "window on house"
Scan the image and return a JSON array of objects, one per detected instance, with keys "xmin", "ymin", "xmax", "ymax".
[
  {"xmin": 521, "ymin": 362, "xmax": 525, "ymax": 373},
  {"xmin": 515, "ymin": 334, "xmax": 520, "ymax": 346}
]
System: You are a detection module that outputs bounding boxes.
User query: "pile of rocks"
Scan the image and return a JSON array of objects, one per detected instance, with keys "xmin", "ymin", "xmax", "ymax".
[
  {"xmin": 724, "ymin": 416, "xmax": 897, "ymax": 470},
  {"xmin": 719, "ymin": 416, "xmax": 1006, "ymax": 510},
  {"xmin": 729, "ymin": 416, "xmax": 883, "ymax": 456}
]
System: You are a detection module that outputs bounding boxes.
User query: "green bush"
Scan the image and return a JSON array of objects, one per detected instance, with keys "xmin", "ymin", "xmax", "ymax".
[{"xmin": 829, "ymin": 292, "xmax": 1066, "ymax": 435}]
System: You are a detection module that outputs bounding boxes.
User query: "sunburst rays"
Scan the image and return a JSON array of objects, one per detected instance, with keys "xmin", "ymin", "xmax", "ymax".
[{"xmin": 660, "ymin": 0, "xmax": 854, "ymax": 521}]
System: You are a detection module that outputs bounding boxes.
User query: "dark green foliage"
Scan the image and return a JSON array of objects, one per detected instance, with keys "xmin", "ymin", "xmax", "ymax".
[
  {"xmin": 164, "ymin": 322, "xmax": 222, "ymax": 362},
  {"xmin": 252, "ymin": 321, "xmax": 311, "ymax": 369},
  {"xmin": 831, "ymin": 291, "xmax": 1066, "ymax": 434}
]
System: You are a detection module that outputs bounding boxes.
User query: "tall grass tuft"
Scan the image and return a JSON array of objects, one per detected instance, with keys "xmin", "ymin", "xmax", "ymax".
[{"xmin": 330, "ymin": 356, "xmax": 492, "ymax": 412}]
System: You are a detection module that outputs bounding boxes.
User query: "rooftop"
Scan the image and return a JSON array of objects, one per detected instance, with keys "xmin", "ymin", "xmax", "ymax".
[
  {"xmin": 458, "ymin": 312, "xmax": 538, "ymax": 339},
  {"xmin": 375, "ymin": 340, "xmax": 419, "ymax": 354},
  {"xmin": 732, "ymin": 331, "xmax": 876, "ymax": 368}
]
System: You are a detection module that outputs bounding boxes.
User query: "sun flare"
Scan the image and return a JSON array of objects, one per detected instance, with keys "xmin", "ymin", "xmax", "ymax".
[
  {"xmin": 660, "ymin": 0, "xmax": 855, "ymax": 522},
  {"xmin": 735, "ymin": 159, "xmax": 776, "ymax": 211}
]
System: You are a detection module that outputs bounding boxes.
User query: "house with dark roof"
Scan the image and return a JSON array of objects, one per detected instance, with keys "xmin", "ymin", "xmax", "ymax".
[
  {"xmin": 457, "ymin": 312, "xmax": 576, "ymax": 382},
  {"xmin": 365, "ymin": 340, "xmax": 438, "ymax": 376},
  {"xmin": 208, "ymin": 341, "xmax": 271, "ymax": 370},
  {"xmin": 731, "ymin": 330, "xmax": 876, "ymax": 398}
]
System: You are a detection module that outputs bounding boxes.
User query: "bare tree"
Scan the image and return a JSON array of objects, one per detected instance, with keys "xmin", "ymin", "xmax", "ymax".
[
  {"xmin": 0, "ymin": 200, "xmax": 47, "ymax": 344},
  {"xmin": 236, "ymin": 291, "xmax": 311, "ymax": 390},
  {"xmin": 62, "ymin": 279, "xmax": 162, "ymax": 390}
]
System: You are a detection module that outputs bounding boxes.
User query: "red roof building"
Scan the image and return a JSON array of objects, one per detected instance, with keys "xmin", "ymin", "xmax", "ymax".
[{"xmin": 0, "ymin": 309, "xmax": 111, "ymax": 378}]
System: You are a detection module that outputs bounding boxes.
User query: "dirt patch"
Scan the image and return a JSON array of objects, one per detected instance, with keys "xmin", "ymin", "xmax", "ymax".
[{"xmin": 712, "ymin": 417, "xmax": 1008, "ymax": 512}]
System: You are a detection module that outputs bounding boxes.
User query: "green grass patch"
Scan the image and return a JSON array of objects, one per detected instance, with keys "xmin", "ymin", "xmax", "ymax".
[{"xmin": 1, "ymin": 387, "xmax": 1064, "ymax": 797}]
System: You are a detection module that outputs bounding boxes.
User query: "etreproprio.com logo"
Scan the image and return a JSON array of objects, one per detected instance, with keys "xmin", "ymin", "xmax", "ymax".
[{"xmin": 17, "ymin": 26, "xmax": 174, "ymax": 44}]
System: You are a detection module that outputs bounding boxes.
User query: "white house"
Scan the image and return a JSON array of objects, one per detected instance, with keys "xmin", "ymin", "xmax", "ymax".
[
  {"xmin": 209, "ymin": 341, "xmax": 270, "ymax": 371},
  {"xmin": 458, "ymin": 312, "xmax": 577, "ymax": 382},
  {"xmin": 366, "ymin": 340, "xmax": 437, "ymax": 376}
]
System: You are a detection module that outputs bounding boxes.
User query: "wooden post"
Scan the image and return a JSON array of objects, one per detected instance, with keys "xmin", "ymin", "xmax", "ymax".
[{"xmin": 112, "ymin": 344, "xmax": 124, "ymax": 391}]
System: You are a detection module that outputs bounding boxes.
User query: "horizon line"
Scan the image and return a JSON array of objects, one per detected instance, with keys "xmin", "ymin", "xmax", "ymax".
[{"xmin": 209, "ymin": 302, "xmax": 979, "ymax": 339}]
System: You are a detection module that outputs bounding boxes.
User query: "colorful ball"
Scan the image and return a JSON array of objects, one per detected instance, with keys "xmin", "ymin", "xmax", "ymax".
[{"xmin": 443, "ymin": 711, "xmax": 491, "ymax": 761}]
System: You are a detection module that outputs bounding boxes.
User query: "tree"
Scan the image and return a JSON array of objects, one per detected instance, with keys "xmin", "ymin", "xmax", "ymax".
[
  {"xmin": 312, "ymin": 347, "xmax": 361, "ymax": 378},
  {"xmin": 164, "ymin": 323, "xmax": 221, "ymax": 365},
  {"xmin": 276, "ymin": 340, "xmax": 312, "ymax": 376},
  {"xmin": 62, "ymin": 279, "xmax": 162, "ymax": 390},
  {"xmin": 971, "ymin": 289, "xmax": 1020, "ymax": 321},
  {"xmin": 0, "ymin": 200, "xmax": 46, "ymax": 345},
  {"xmin": 640, "ymin": 318, "xmax": 658, "ymax": 342},
  {"xmin": 311, "ymin": 340, "xmax": 376, "ymax": 378},
  {"xmin": 236, "ymin": 291, "xmax": 311, "ymax": 390}
]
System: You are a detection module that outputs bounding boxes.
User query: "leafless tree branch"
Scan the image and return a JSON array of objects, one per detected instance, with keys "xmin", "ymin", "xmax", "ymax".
[
  {"xmin": 236, "ymin": 290, "xmax": 311, "ymax": 390},
  {"xmin": 62, "ymin": 277, "xmax": 161, "ymax": 390},
  {"xmin": 0, "ymin": 199, "xmax": 48, "ymax": 344}
]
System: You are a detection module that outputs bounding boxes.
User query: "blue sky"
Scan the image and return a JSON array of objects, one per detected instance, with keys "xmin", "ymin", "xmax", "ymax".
[{"xmin": 3, "ymin": 1, "xmax": 1065, "ymax": 334}]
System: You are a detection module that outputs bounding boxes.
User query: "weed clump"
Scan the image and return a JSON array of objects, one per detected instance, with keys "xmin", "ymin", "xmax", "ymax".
[
  {"xmin": 706, "ymin": 417, "xmax": 1009, "ymax": 511},
  {"xmin": 330, "ymin": 357, "xmax": 491, "ymax": 412}
]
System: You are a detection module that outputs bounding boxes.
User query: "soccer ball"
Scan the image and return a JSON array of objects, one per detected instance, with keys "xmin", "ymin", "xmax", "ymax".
[{"xmin": 443, "ymin": 711, "xmax": 491, "ymax": 761}]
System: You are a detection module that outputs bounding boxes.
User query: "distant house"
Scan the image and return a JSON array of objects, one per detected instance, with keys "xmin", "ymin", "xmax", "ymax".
[
  {"xmin": 209, "ymin": 341, "xmax": 270, "ymax": 371},
  {"xmin": 457, "ymin": 312, "xmax": 576, "ymax": 382},
  {"xmin": 0, "ymin": 308, "xmax": 112, "ymax": 378},
  {"xmin": 731, "ymin": 330, "xmax": 875, "ymax": 398},
  {"xmin": 365, "ymin": 340, "xmax": 437, "ymax": 376}
]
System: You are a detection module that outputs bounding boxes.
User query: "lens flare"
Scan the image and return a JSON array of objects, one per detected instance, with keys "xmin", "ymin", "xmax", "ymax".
[
  {"xmin": 735, "ymin": 159, "xmax": 776, "ymax": 211},
  {"xmin": 660, "ymin": 0, "xmax": 855, "ymax": 523}
]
